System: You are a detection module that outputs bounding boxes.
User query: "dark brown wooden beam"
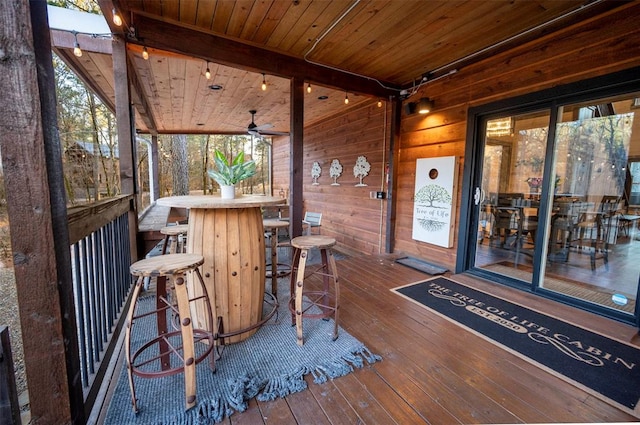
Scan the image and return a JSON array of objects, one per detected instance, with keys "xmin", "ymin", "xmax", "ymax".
[
  {"xmin": 127, "ymin": 55, "xmax": 158, "ymax": 134},
  {"xmin": 0, "ymin": 1, "xmax": 84, "ymax": 422},
  {"xmin": 385, "ymin": 97, "xmax": 402, "ymax": 253},
  {"xmin": 289, "ymin": 77, "xmax": 305, "ymax": 238},
  {"xmin": 131, "ymin": 14, "xmax": 399, "ymax": 99},
  {"xmin": 51, "ymin": 49, "xmax": 117, "ymax": 114}
]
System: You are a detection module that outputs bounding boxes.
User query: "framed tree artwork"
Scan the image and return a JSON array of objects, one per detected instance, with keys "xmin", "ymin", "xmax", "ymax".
[{"xmin": 412, "ymin": 156, "xmax": 459, "ymax": 247}]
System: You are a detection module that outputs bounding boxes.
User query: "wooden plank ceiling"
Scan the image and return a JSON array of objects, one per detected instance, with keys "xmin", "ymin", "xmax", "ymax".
[{"xmin": 50, "ymin": 0, "xmax": 617, "ymax": 135}]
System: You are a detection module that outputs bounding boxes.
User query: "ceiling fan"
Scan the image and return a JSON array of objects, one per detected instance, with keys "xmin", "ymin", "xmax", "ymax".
[{"xmin": 246, "ymin": 110, "xmax": 288, "ymax": 136}]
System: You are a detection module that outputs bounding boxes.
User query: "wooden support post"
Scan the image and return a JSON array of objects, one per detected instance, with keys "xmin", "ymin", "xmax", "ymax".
[
  {"xmin": 290, "ymin": 77, "xmax": 304, "ymax": 238},
  {"xmin": 112, "ymin": 35, "xmax": 140, "ymax": 262},
  {"xmin": 0, "ymin": 1, "xmax": 85, "ymax": 423},
  {"xmin": 0, "ymin": 327, "xmax": 20, "ymax": 425},
  {"xmin": 385, "ymin": 97, "xmax": 402, "ymax": 253}
]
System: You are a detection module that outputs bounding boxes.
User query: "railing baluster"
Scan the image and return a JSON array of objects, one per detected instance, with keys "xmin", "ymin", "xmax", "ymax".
[{"xmin": 65, "ymin": 196, "xmax": 135, "ymax": 415}]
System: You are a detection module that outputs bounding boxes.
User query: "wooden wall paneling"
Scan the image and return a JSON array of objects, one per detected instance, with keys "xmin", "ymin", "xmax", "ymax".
[
  {"xmin": 420, "ymin": 5, "xmax": 640, "ymax": 111},
  {"xmin": 388, "ymin": 3, "xmax": 640, "ymax": 268},
  {"xmin": 302, "ymin": 101, "xmax": 389, "ymax": 254}
]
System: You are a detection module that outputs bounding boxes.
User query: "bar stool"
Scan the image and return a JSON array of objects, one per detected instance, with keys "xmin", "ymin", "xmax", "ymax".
[
  {"xmin": 263, "ymin": 218, "xmax": 292, "ymax": 298},
  {"xmin": 160, "ymin": 224, "xmax": 189, "ymax": 254},
  {"xmin": 288, "ymin": 235, "xmax": 339, "ymax": 346},
  {"xmin": 126, "ymin": 253, "xmax": 215, "ymax": 412}
]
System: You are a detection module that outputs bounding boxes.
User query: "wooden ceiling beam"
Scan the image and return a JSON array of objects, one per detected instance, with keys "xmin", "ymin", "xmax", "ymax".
[
  {"xmin": 126, "ymin": 55, "xmax": 158, "ymax": 134},
  {"xmin": 52, "ymin": 49, "xmax": 117, "ymax": 114},
  {"xmin": 130, "ymin": 14, "xmax": 399, "ymax": 99}
]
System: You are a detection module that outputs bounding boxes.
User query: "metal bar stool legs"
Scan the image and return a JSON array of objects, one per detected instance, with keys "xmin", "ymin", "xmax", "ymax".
[
  {"xmin": 288, "ymin": 235, "xmax": 339, "ymax": 346},
  {"xmin": 126, "ymin": 253, "xmax": 215, "ymax": 412}
]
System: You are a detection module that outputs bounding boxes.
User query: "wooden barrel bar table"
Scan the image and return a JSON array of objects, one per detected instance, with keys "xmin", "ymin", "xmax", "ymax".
[{"xmin": 157, "ymin": 195, "xmax": 283, "ymax": 343}]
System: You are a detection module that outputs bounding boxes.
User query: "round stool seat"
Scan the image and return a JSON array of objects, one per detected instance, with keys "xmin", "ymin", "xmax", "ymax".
[
  {"xmin": 130, "ymin": 253, "xmax": 203, "ymax": 277},
  {"xmin": 291, "ymin": 235, "xmax": 336, "ymax": 250},
  {"xmin": 263, "ymin": 218, "xmax": 290, "ymax": 230},
  {"xmin": 160, "ymin": 223, "xmax": 189, "ymax": 236}
]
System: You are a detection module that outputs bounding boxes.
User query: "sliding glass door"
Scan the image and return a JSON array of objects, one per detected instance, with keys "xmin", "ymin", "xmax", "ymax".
[
  {"xmin": 467, "ymin": 86, "xmax": 640, "ymax": 323},
  {"xmin": 474, "ymin": 110, "xmax": 550, "ymax": 285}
]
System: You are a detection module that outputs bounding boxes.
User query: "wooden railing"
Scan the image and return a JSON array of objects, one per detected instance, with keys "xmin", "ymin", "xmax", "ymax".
[{"xmin": 66, "ymin": 195, "xmax": 136, "ymax": 417}]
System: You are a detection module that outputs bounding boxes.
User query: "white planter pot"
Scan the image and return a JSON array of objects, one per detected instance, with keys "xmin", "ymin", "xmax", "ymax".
[{"xmin": 220, "ymin": 185, "xmax": 236, "ymax": 199}]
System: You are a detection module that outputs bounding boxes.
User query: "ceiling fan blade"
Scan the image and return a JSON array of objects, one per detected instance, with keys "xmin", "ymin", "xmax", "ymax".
[
  {"xmin": 254, "ymin": 123, "xmax": 273, "ymax": 131},
  {"xmin": 258, "ymin": 129, "xmax": 289, "ymax": 136}
]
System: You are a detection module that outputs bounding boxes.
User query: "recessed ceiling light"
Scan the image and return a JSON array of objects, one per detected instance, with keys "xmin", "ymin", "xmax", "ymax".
[
  {"xmin": 318, "ymin": 95, "xmax": 328, "ymax": 100},
  {"xmin": 208, "ymin": 84, "xmax": 223, "ymax": 90}
]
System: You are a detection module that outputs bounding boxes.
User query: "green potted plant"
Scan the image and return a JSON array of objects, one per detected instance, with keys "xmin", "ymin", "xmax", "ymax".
[{"xmin": 207, "ymin": 149, "xmax": 256, "ymax": 199}]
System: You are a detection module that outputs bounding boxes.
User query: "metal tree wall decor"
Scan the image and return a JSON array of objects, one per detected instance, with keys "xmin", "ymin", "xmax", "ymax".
[
  {"xmin": 330, "ymin": 159, "xmax": 343, "ymax": 186},
  {"xmin": 353, "ymin": 155, "xmax": 371, "ymax": 187},
  {"xmin": 311, "ymin": 161, "xmax": 321, "ymax": 185}
]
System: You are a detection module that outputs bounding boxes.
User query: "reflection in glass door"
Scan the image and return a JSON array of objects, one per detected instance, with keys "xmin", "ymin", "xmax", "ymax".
[
  {"xmin": 472, "ymin": 93, "xmax": 640, "ymax": 321},
  {"xmin": 541, "ymin": 95, "xmax": 639, "ymax": 316},
  {"xmin": 474, "ymin": 110, "xmax": 550, "ymax": 285}
]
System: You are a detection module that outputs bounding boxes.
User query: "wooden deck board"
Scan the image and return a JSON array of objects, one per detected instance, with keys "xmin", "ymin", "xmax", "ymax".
[{"xmin": 99, "ymin": 253, "xmax": 638, "ymax": 423}]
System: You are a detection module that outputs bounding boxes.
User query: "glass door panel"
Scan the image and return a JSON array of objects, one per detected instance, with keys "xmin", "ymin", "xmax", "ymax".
[
  {"xmin": 474, "ymin": 110, "xmax": 551, "ymax": 284},
  {"xmin": 540, "ymin": 94, "xmax": 640, "ymax": 316}
]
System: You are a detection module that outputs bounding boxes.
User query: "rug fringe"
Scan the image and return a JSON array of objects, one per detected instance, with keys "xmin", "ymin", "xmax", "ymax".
[{"xmin": 192, "ymin": 345, "xmax": 382, "ymax": 422}]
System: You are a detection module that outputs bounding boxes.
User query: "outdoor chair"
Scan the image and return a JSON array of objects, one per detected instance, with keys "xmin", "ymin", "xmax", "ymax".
[{"xmin": 303, "ymin": 212, "xmax": 322, "ymax": 235}]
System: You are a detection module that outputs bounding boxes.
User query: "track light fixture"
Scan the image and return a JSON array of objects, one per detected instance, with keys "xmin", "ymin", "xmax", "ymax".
[
  {"xmin": 112, "ymin": 8, "xmax": 123, "ymax": 26},
  {"xmin": 72, "ymin": 31, "xmax": 82, "ymax": 57},
  {"xmin": 142, "ymin": 46, "xmax": 149, "ymax": 60},
  {"xmin": 417, "ymin": 97, "xmax": 433, "ymax": 114},
  {"xmin": 205, "ymin": 62, "xmax": 211, "ymax": 80},
  {"xmin": 344, "ymin": 91, "xmax": 349, "ymax": 104},
  {"xmin": 261, "ymin": 73, "xmax": 267, "ymax": 91}
]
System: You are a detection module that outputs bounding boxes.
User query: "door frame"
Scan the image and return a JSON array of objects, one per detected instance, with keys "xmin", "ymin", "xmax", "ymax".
[{"xmin": 456, "ymin": 66, "xmax": 640, "ymax": 327}]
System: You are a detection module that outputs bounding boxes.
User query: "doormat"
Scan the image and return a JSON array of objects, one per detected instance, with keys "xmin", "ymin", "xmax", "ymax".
[
  {"xmin": 392, "ymin": 276, "xmax": 640, "ymax": 416},
  {"xmin": 395, "ymin": 256, "xmax": 448, "ymax": 275}
]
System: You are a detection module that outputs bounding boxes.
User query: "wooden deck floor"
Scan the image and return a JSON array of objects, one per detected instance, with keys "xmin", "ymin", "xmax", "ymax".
[{"xmin": 101, "ymin": 253, "xmax": 640, "ymax": 424}]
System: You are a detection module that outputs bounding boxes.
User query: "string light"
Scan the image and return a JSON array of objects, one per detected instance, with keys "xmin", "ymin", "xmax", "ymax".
[
  {"xmin": 73, "ymin": 31, "xmax": 82, "ymax": 57},
  {"xmin": 142, "ymin": 47, "xmax": 149, "ymax": 60},
  {"xmin": 261, "ymin": 73, "xmax": 267, "ymax": 91},
  {"xmin": 307, "ymin": 83, "xmax": 312, "ymax": 93},
  {"xmin": 112, "ymin": 8, "xmax": 123, "ymax": 26},
  {"xmin": 205, "ymin": 62, "xmax": 211, "ymax": 80},
  {"xmin": 344, "ymin": 91, "xmax": 349, "ymax": 104}
]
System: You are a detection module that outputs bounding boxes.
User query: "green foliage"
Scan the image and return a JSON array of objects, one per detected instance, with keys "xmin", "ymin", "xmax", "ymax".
[{"xmin": 207, "ymin": 149, "xmax": 256, "ymax": 186}]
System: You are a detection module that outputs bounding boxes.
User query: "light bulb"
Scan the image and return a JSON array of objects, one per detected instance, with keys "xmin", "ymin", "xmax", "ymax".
[
  {"xmin": 142, "ymin": 47, "xmax": 149, "ymax": 60},
  {"xmin": 261, "ymin": 73, "xmax": 267, "ymax": 91},
  {"xmin": 112, "ymin": 9, "xmax": 123, "ymax": 26},
  {"xmin": 307, "ymin": 83, "xmax": 312, "ymax": 93},
  {"xmin": 73, "ymin": 33, "xmax": 82, "ymax": 57},
  {"xmin": 344, "ymin": 93, "xmax": 349, "ymax": 104},
  {"xmin": 205, "ymin": 64, "xmax": 211, "ymax": 79},
  {"xmin": 377, "ymin": 99, "xmax": 382, "ymax": 107}
]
